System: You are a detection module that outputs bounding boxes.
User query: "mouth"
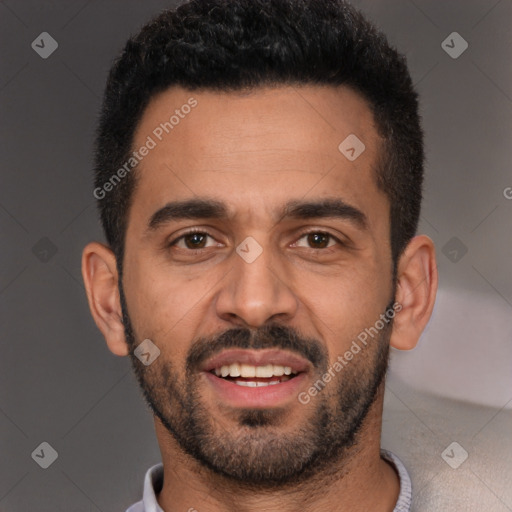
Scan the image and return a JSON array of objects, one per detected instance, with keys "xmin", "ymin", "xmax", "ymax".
[
  {"xmin": 210, "ymin": 363, "xmax": 299, "ymax": 387},
  {"xmin": 201, "ymin": 349, "xmax": 310, "ymax": 407}
]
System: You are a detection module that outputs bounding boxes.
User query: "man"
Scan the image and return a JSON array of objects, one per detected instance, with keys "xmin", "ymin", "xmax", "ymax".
[{"xmin": 82, "ymin": 0, "xmax": 437, "ymax": 510}]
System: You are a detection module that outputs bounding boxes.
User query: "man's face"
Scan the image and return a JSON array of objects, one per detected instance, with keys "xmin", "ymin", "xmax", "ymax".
[{"xmin": 120, "ymin": 85, "xmax": 395, "ymax": 486}]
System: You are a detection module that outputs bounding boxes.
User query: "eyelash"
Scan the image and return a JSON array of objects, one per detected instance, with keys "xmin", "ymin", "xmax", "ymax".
[{"xmin": 168, "ymin": 228, "xmax": 346, "ymax": 253}]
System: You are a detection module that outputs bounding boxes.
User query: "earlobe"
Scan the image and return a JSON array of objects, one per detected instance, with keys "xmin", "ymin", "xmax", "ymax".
[
  {"xmin": 81, "ymin": 242, "xmax": 130, "ymax": 356},
  {"xmin": 390, "ymin": 235, "xmax": 438, "ymax": 351}
]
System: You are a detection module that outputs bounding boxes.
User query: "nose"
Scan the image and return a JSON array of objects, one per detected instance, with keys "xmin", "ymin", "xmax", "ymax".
[{"xmin": 215, "ymin": 238, "xmax": 298, "ymax": 328}]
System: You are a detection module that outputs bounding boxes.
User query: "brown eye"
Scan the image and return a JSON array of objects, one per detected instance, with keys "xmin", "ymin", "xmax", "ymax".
[
  {"xmin": 183, "ymin": 232, "xmax": 208, "ymax": 249},
  {"xmin": 295, "ymin": 231, "xmax": 339, "ymax": 250},
  {"xmin": 307, "ymin": 232, "xmax": 330, "ymax": 249},
  {"xmin": 169, "ymin": 231, "xmax": 216, "ymax": 250}
]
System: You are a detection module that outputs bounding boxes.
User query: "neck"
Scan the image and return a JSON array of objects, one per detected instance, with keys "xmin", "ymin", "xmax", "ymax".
[{"xmin": 154, "ymin": 386, "xmax": 399, "ymax": 512}]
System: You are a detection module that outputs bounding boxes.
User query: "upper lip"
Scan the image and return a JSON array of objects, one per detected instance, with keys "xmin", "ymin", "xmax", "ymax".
[{"xmin": 201, "ymin": 349, "xmax": 311, "ymax": 374}]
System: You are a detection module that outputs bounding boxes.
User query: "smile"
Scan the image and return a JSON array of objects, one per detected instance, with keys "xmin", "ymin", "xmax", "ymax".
[
  {"xmin": 201, "ymin": 350, "xmax": 310, "ymax": 407},
  {"xmin": 211, "ymin": 363, "xmax": 298, "ymax": 387}
]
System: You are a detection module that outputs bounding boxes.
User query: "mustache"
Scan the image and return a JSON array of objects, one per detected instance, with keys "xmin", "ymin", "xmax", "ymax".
[{"xmin": 186, "ymin": 323, "xmax": 327, "ymax": 372}]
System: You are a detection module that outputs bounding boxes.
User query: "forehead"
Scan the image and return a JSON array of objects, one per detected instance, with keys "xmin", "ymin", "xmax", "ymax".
[{"xmin": 128, "ymin": 84, "xmax": 387, "ymax": 233}]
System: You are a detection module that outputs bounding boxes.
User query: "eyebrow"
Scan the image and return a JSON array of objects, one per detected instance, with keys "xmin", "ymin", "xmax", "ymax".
[{"xmin": 146, "ymin": 197, "xmax": 369, "ymax": 232}]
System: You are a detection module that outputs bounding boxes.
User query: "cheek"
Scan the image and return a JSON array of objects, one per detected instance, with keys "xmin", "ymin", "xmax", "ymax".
[
  {"xmin": 122, "ymin": 261, "xmax": 177, "ymax": 327},
  {"xmin": 298, "ymin": 258, "xmax": 390, "ymax": 354},
  {"xmin": 123, "ymin": 258, "xmax": 221, "ymax": 352}
]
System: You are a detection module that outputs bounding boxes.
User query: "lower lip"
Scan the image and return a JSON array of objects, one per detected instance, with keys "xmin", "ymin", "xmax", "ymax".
[{"xmin": 203, "ymin": 371, "xmax": 308, "ymax": 408}]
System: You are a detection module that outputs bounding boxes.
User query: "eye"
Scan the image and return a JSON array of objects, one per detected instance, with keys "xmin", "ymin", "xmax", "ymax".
[
  {"xmin": 167, "ymin": 229, "xmax": 345, "ymax": 253},
  {"xmin": 294, "ymin": 231, "xmax": 343, "ymax": 250},
  {"xmin": 169, "ymin": 229, "xmax": 218, "ymax": 250}
]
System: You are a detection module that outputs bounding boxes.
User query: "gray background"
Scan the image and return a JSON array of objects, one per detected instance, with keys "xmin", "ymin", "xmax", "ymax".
[{"xmin": 0, "ymin": 0, "xmax": 511, "ymax": 510}]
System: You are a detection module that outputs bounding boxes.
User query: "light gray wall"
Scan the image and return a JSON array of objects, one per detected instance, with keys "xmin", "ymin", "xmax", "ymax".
[{"xmin": 1, "ymin": 1, "xmax": 511, "ymax": 510}]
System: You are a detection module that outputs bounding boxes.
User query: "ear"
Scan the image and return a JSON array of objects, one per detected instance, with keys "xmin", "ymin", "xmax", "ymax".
[
  {"xmin": 390, "ymin": 234, "xmax": 438, "ymax": 351},
  {"xmin": 81, "ymin": 242, "xmax": 129, "ymax": 356}
]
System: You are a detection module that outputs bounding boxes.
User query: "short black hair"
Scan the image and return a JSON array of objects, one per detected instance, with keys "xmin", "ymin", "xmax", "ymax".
[{"xmin": 94, "ymin": 0, "xmax": 424, "ymax": 277}]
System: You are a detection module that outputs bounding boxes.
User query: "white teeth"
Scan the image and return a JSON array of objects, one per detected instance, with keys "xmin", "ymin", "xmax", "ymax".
[
  {"xmin": 213, "ymin": 363, "xmax": 297, "ymax": 378},
  {"xmin": 255, "ymin": 364, "xmax": 274, "ymax": 378},
  {"xmin": 229, "ymin": 363, "xmax": 241, "ymax": 377},
  {"xmin": 240, "ymin": 364, "xmax": 256, "ymax": 378},
  {"xmin": 234, "ymin": 380, "xmax": 281, "ymax": 387},
  {"xmin": 236, "ymin": 380, "xmax": 256, "ymax": 387},
  {"xmin": 272, "ymin": 365, "xmax": 285, "ymax": 376}
]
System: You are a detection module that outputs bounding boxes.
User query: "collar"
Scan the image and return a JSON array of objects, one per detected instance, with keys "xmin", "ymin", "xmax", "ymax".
[{"xmin": 129, "ymin": 449, "xmax": 412, "ymax": 512}]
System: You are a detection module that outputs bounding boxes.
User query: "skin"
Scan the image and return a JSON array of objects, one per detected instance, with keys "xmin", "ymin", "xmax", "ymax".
[{"xmin": 82, "ymin": 84, "xmax": 438, "ymax": 512}]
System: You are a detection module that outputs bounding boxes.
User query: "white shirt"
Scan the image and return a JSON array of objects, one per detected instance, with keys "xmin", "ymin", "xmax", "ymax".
[{"xmin": 126, "ymin": 449, "xmax": 412, "ymax": 512}]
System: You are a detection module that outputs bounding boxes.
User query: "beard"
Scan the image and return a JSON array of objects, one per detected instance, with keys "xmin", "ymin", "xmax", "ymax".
[{"xmin": 119, "ymin": 280, "xmax": 393, "ymax": 489}]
